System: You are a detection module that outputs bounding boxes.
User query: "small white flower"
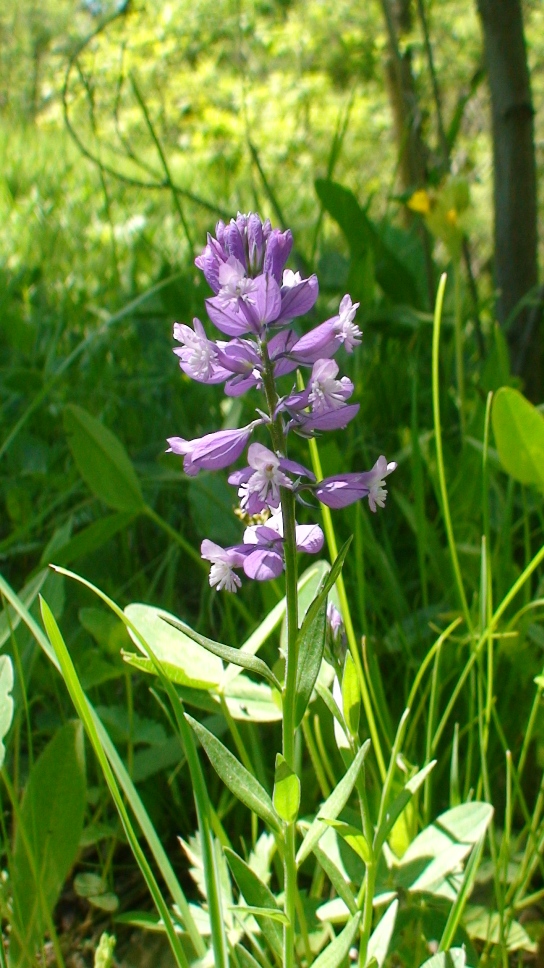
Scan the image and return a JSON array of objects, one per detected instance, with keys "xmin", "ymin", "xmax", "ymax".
[
  {"xmin": 308, "ymin": 359, "xmax": 353, "ymax": 412},
  {"xmin": 367, "ymin": 456, "xmax": 397, "ymax": 512},
  {"xmin": 334, "ymin": 294, "xmax": 362, "ymax": 353},
  {"xmin": 209, "ymin": 561, "xmax": 241, "ymax": 593},
  {"xmin": 174, "ymin": 320, "xmax": 219, "ymax": 381}
]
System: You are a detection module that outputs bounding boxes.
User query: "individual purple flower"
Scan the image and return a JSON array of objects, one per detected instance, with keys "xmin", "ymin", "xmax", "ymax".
[
  {"xmin": 229, "ymin": 445, "xmax": 314, "ymax": 515},
  {"xmin": 216, "ymin": 257, "xmax": 260, "ymax": 307},
  {"xmin": 289, "ymin": 294, "xmax": 362, "ymax": 365},
  {"xmin": 173, "ymin": 319, "xmax": 231, "ymax": 384},
  {"xmin": 283, "ymin": 360, "xmax": 354, "ymax": 414},
  {"xmin": 236, "ymin": 443, "xmax": 293, "ymax": 513},
  {"xmin": 314, "ymin": 456, "xmax": 397, "ymax": 510},
  {"xmin": 201, "ymin": 540, "xmax": 246, "ymax": 592},
  {"xmin": 292, "ymin": 403, "xmax": 360, "ymax": 435},
  {"xmin": 167, "ymin": 422, "xmax": 259, "ymax": 476}
]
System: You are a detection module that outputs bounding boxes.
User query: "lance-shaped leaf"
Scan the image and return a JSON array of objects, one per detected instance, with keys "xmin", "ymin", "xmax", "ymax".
[
  {"xmin": 294, "ymin": 594, "xmax": 327, "ymax": 727},
  {"xmin": 64, "ymin": 404, "xmax": 144, "ymax": 513},
  {"xmin": 312, "ymin": 912, "xmax": 362, "ymax": 968},
  {"xmin": 232, "ymin": 906, "xmax": 289, "ymax": 925},
  {"xmin": 297, "ymin": 740, "xmax": 370, "ymax": 866},
  {"xmin": 273, "ymin": 754, "xmax": 300, "ymax": 824},
  {"xmin": 322, "ymin": 820, "xmax": 371, "ymax": 865},
  {"xmin": 225, "ymin": 848, "xmax": 283, "ymax": 959},
  {"xmin": 374, "ymin": 760, "xmax": 436, "ymax": 853},
  {"xmin": 367, "ymin": 899, "xmax": 398, "ymax": 968},
  {"xmin": 186, "ymin": 715, "xmax": 282, "ymax": 833},
  {"xmin": 162, "ymin": 614, "xmax": 281, "ymax": 692},
  {"xmin": 302, "ymin": 537, "xmax": 352, "ymax": 635}
]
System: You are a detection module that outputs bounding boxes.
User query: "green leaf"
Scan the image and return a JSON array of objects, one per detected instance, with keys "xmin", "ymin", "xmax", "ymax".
[
  {"xmin": 64, "ymin": 403, "xmax": 144, "ymax": 512},
  {"xmin": 161, "ymin": 613, "xmax": 281, "ymax": 692},
  {"xmin": 11, "ymin": 721, "xmax": 86, "ymax": 967},
  {"xmin": 322, "ymin": 820, "xmax": 371, "ymax": 864},
  {"xmin": 418, "ymin": 950, "xmax": 467, "ymax": 968},
  {"xmin": 234, "ymin": 945, "xmax": 267, "ymax": 968},
  {"xmin": 374, "ymin": 760, "xmax": 436, "ymax": 852},
  {"xmin": 297, "ymin": 740, "xmax": 370, "ymax": 866},
  {"xmin": 492, "ymin": 387, "xmax": 544, "ymax": 490},
  {"xmin": 294, "ymin": 594, "xmax": 327, "ymax": 727},
  {"xmin": 0, "ymin": 656, "xmax": 14, "ymax": 768},
  {"xmin": 341, "ymin": 651, "xmax": 360, "ymax": 738},
  {"xmin": 225, "ymin": 848, "xmax": 283, "ymax": 959},
  {"xmin": 125, "ymin": 604, "xmax": 223, "ymax": 689},
  {"xmin": 273, "ymin": 754, "xmax": 300, "ymax": 824},
  {"xmin": 52, "ymin": 512, "xmax": 135, "ymax": 567},
  {"xmin": 315, "ymin": 179, "xmax": 420, "ymax": 305},
  {"xmin": 302, "ymin": 538, "xmax": 352, "ymax": 637},
  {"xmin": 366, "ymin": 899, "xmax": 398, "ymax": 968},
  {"xmin": 232, "ymin": 906, "xmax": 289, "ymax": 925},
  {"xmin": 186, "ymin": 715, "xmax": 282, "ymax": 833},
  {"xmin": 311, "ymin": 912, "xmax": 362, "ymax": 968}
]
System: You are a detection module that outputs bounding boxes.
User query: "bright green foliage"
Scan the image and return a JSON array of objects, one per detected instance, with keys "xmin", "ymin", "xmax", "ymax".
[
  {"xmin": 273, "ymin": 753, "xmax": 300, "ymax": 823},
  {"xmin": 492, "ymin": 386, "xmax": 544, "ymax": 490}
]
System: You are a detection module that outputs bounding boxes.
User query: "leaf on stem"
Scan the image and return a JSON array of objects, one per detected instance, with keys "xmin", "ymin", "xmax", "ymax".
[
  {"xmin": 273, "ymin": 754, "xmax": 301, "ymax": 824},
  {"xmin": 186, "ymin": 715, "xmax": 282, "ymax": 833},
  {"xmin": 225, "ymin": 848, "xmax": 283, "ymax": 959},
  {"xmin": 297, "ymin": 739, "xmax": 370, "ymax": 866},
  {"xmin": 161, "ymin": 613, "xmax": 281, "ymax": 691}
]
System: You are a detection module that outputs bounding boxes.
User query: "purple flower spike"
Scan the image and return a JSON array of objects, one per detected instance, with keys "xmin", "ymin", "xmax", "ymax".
[
  {"xmin": 315, "ymin": 456, "xmax": 397, "ymax": 510},
  {"xmin": 263, "ymin": 228, "xmax": 293, "ymax": 283},
  {"xmin": 167, "ymin": 422, "xmax": 258, "ymax": 476}
]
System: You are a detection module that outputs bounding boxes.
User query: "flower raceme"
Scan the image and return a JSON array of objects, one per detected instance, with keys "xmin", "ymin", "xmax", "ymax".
[{"xmin": 169, "ymin": 212, "xmax": 397, "ymax": 591}]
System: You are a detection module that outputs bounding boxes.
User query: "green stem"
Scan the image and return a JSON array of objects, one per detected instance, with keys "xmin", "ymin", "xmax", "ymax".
[
  {"xmin": 432, "ymin": 273, "xmax": 473, "ymax": 633},
  {"xmin": 453, "ymin": 258, "xmax": 465, "ymax": 435},
  {"xmin": 307, "ymin": 434, "xmax": 386, "ymax": 781}
]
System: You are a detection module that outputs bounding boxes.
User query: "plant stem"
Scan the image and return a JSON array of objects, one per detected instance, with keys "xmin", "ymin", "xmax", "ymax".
[
  {"xmin": 432, "ymin": 273, "xmax": 473, "ymax": 633},
  {"xmin": 307, "ymin": 434, "xmax": 387, "ymax": 781}
]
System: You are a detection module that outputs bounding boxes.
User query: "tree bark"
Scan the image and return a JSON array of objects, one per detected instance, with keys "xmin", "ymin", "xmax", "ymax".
[{"xmin": 477, "ymin": 0, "xmax": 541, "ymax": 400}]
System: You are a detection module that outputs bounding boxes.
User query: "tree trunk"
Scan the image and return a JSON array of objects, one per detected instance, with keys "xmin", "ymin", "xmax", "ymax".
[{"xmin": 477, "ymin": 0, "xmax": 541, "ymax": 400}]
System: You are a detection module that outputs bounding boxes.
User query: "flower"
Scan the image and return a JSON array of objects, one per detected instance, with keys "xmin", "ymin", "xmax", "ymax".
[
  {"xmin": 314, "ymin": 456, "xmax": 397, "ymax": 510},
  {"xmin": 173, "ymin": 319, "xmax": 230, "ymax": 384},
  {"xmin": 167, "ymin": 423, "xmax": 259, "ymax": 476},
  {"xmin": 201, "ymin": 540, "xmax": 245, "ymax": 592},
  {"xmin": 171, "ymin": 214, "xmax": 396, "ymax": 591}
]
